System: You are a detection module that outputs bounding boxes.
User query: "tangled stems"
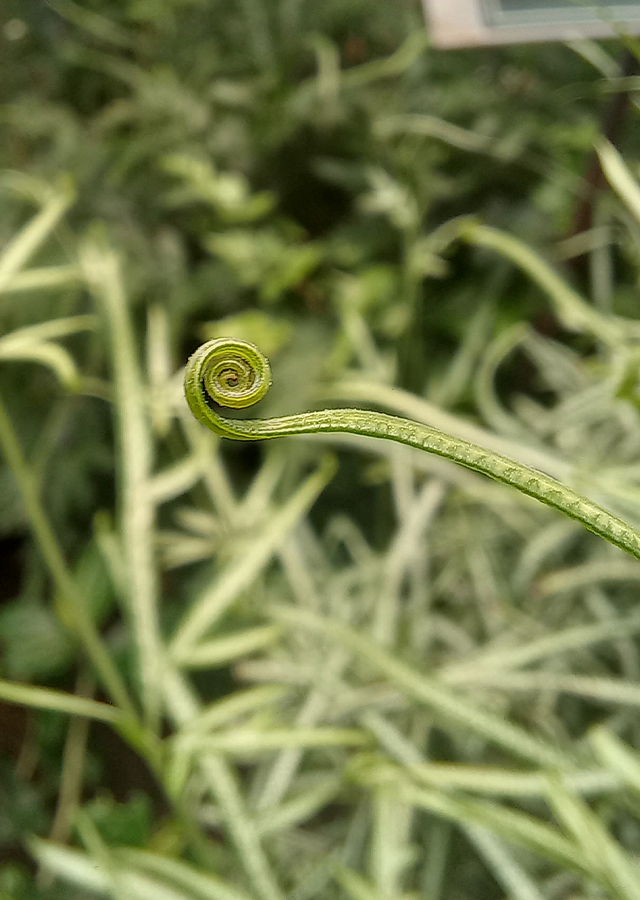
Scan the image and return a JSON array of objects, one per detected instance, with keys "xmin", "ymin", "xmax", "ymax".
[{"xmin": 185, "ymin": 338, "xmax": 640, "ymax": 562}]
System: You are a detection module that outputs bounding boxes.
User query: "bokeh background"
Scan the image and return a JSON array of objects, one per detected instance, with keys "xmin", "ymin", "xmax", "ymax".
[{"xmin": 4, "ymin": 2, "xmax": 640, "ymax": 899}]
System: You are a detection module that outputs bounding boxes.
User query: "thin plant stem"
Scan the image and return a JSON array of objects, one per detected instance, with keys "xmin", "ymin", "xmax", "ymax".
[
  {"xmin": 82, "ymin": 242, "xmax": 162, "ymax": 730},
  {"xmin": 185, "ymin": 339, "xmax": 640, "ymax": 564},
  {"xmin": 0, "ymin": 388, "xmax": 136, "ymax": 720}
]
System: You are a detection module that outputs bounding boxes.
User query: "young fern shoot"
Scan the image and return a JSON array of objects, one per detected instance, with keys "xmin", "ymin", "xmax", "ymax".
[{"xmin": 185, "ymin": 338, "xmax": 640, "ymax": 563}]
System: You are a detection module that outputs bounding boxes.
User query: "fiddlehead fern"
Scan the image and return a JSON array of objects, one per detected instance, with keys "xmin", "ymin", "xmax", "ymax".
[
  {"xmin": 185, "ymin": 338, "xmax": 272, "ymax": 420},
  {"xmin": 185, "ymin": 338, "xmax": 640, "ymax": 562}
]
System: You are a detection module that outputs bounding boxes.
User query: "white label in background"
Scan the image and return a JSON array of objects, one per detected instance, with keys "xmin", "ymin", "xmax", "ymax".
[{"xmin": 424, "ymin": 0, "xmax": 640, "ymax": 47}]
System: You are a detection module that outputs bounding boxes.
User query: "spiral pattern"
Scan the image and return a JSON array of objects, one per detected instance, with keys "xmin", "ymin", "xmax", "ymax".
[
  {"xmin": 185, "ymin": 338, "xmax": 272, "ymax": 420},
  {"xmin": 183, "ymin": 337, "xmax": 640, "ymax": 564}
]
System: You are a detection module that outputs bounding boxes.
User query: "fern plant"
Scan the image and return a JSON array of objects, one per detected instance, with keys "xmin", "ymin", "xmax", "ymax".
[{"xmin": 6, "ymin": 4, "xmax": 640, "ymax": 900}]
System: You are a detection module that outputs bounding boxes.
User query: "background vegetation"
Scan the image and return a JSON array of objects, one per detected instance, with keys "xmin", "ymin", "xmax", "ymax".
[{"xmin": 4, "ymin": 1, "xmax": 640, "ymax": 898}]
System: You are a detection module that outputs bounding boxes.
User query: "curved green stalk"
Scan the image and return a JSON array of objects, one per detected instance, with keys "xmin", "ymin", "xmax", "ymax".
[
  {"xmin": 185, "ymin": 339, "xmax": 640, "ymax": 562},
  {"xmin": 0, "ymin": 388, "xmax": 137, "ymax": 720}
]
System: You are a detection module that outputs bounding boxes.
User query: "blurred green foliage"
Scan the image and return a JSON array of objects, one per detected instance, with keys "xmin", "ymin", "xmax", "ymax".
[
  {"xmin": 0, "ymin": 0, "xmax": 618, "ymax": 543},
  {"xmin": 5, "ymin": 1, "xmax": 640, "ymax": 899}
]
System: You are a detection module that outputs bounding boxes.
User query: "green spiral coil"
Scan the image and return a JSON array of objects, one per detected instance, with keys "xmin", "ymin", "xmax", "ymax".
[{"xmin": 185, "ymin": 337, "xmax": 640, "ymax": 562}]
